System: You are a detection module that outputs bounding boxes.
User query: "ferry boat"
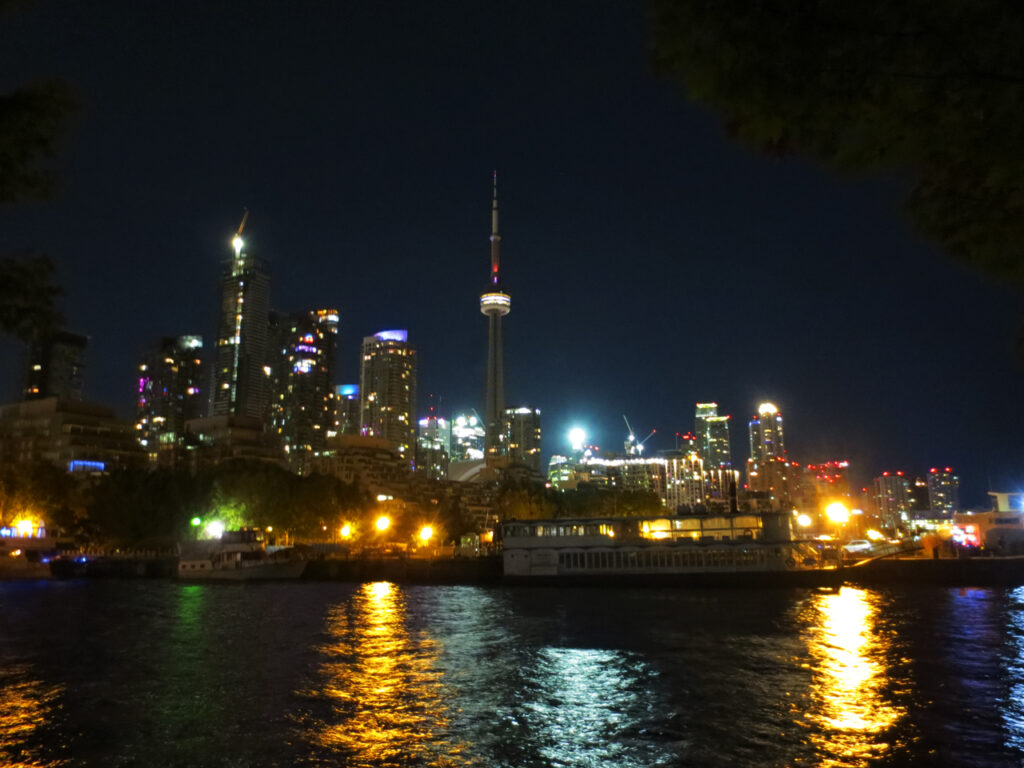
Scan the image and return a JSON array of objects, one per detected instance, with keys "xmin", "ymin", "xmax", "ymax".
[
  {"xmin": 177, "ymin": 529, "xmax": 306, "ymax": 581},
  {"xmin": 500, "ymin": 511, "xmax": 842, "ymax": 587}
]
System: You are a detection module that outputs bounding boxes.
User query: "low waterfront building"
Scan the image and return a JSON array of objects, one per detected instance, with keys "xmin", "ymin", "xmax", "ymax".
[
  {"xmin": 0, "ymin": 397, "xmax": 144, "ymax": 472},
  {"xmin": 311, "ymin": 434, "xmax": 411, "ymax": 496},
  {"xmin": 184, "ymin": 414, "xmax": 281, "ymax": 468}
]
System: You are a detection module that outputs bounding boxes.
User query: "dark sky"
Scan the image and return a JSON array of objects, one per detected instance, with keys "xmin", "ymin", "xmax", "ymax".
[{"xmin": 1, "ymin": 1, "xmax": 1020, "ymax": 504}]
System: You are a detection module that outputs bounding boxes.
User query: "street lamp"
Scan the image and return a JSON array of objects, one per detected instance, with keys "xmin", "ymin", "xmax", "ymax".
[{"xmin": 825, "ymin": 502, "xmax": 850, "ymax": 524}]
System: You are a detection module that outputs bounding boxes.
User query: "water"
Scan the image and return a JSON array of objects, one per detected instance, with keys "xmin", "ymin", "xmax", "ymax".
[{"xmin": 2, "ymin": 581, "xmax": 1023, "ymax": 767}]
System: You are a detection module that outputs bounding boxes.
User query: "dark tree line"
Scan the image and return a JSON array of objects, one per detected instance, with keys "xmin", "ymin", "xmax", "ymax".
[{"xmin": 648, "ymin": 0, "xmax": 1024, "ymax": 287}]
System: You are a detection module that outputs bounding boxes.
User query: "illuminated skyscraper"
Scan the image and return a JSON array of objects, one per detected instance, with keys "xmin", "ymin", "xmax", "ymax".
[
  {"xmin": 359, "ymin": 330, "xmax": 417, "ymax": 460},
  {"xmin": 694, "ymin": 403, "xmax": 716, "ymax": 458},
  {"xmin": 504, "ymin": 406, "xmax": 542, "ymax": 472},
  {"xmin": 748, "ymin": 402, "xmax": 785, "ymax": 462},
  {"xmin": 416, "ymin": 414, "xmax": 450, "ymax": 480},
  {"xmin": 480, "ymin": 173, "xmax": 511, "ymax": 463},
  {"xmin": 705, "ymin": 416, "xmax": 732, "ymax": 467},
  {"xmin": 135, "ymin": 335, "xmax": 203, "ymax": 466},
  {"xmin": 23, "ymin": 330, "xmax": 87, "ymax": 401},
  {"xmin": 451, "ymin": 411, "xmax": 485, "ymax": 461},
  {"xmin": 269, "ymin": 309, "xmax": 338, "ymax": 470},
  {"xmin": 211, "ymin": 214, "xmax": 271, "ymax": 421},
  {"xmin": 694, "ymin": 403, "xmax": 731, "ymax": 467}
]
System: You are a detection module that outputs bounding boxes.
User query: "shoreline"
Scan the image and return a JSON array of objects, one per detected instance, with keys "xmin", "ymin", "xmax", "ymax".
[{"xmin": 7, "ymin": 553, "xmax": 1024, "ymax": 588}]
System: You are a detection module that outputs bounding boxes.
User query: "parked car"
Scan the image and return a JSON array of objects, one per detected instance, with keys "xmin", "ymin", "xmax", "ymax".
[{"xmin": 843, "ymin": 539, "xmax": 873, "ymax": 555}]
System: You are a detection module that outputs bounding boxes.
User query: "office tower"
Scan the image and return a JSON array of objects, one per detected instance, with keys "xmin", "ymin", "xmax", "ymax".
[
  {"xmin": 416, "ymin": 414, "xmax": 450, "ymax": 480},
  {"xmin": 873, "ymin": 471, "xmax": 910, "ymax": 529},
  {"xmin": 705, "ymin": 416, "xmax": 732, "ymax": 467},
  {"xmin": 927, "ymin": 467, "xmax": 960, "ymax": 517},
  {"xmin": 23, "ymin": 330, "xmax": 87, "ymax": 401},
  {"xmin": 748, "ymin": 402, "xmax": 785, "ymax": 462},
  {"xmin": 480, "ymin": 173, "xmax": 512, "ymax": 463},
  {"xmin": 694, "ymin": 403, "xmax": 716, "ymax": 460},
  {"xmin": 359, "ymin": 330, "xmax": 417, "ymax": 459},
  {"xmin": 694, "ymin": 403, "xmax": 731, "ymax": 467},
  {"xmin": 335, "ymin": 384, "xmax": 360, "ymax": 435},
  {"xmin": 269, "ymin": 309, "xmax": 338, "ymax": 469},
  {"xmin": 451, "ymin": 412, "xmax": 485, "ymax": 461},
  {"xmin": 505, "ymin": 406, "xmax": 542, "ymax": 472},
  {"xmin": 211, "ymin": 214, "xmax": 271, "ymax": 421},
  {"xmin": 135, "ymin": 335, "xmax": 203, "ymax": 466}
]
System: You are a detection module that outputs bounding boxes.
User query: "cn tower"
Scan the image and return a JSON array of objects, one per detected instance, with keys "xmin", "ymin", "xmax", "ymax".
[{"xmin": 480, "ymin": 172, "xmax": 511, "ymax": 461}]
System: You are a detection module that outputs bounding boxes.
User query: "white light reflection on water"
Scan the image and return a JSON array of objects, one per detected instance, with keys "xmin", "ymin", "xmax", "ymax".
[
  {"xmin": 801, "ymin": 586, "xmax": 904, "ymax": 767},
  {"xmin": 517, "ymin": 646, "xmax": 675, "ymax": 767},
  {"xmin": 1002, "ymin": 586, "xmax": 1024, "ymax": 750}
]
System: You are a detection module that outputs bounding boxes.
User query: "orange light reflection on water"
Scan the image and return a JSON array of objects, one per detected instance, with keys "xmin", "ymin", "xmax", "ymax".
[
  {"xmin": 802, "ymin": 587, "xmax": 904, "ymax": 767},
  {"xmin": 311, "ymin": 581, "xmax": 466, "ymax": 767},
  {"xmin": 0, "ymin": 664, "xmax": 63, "ymax": 768}
]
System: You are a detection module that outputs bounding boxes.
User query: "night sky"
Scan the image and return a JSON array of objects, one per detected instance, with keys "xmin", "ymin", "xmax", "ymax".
[{"xmin": 1, "ymin": 1, "xmax": 1020, "ymax": 504}]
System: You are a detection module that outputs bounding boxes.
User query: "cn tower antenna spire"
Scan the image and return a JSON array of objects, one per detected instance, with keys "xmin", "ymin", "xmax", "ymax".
[{"xmin": 490, "ymin": 170, "xmax": 500, "ymax": 284}]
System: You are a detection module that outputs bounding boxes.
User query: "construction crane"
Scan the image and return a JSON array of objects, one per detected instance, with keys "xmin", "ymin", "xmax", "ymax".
[
  {"xmin": 622, "ymin": 414, "xmax": 656, "ymax": 456},
  {"xmin": 232, "ymin": 208, "xmax": 249, "ymax": 256}
]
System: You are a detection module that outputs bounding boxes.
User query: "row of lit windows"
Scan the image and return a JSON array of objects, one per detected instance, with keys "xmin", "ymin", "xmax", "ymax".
[{"xmin": 557, "ymin": 548, "xmax": 774, "ymax": 570}]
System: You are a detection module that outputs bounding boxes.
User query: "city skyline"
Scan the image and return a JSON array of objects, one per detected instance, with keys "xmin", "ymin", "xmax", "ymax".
[{"xmin": 1, "ymin": 1, "xmax": 1021, "ymax": 505}]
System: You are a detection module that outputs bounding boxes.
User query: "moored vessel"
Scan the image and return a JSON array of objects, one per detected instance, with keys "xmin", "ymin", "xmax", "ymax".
[
  {"xmin": 177, "ymin": 529, "xmax": 306, "ymax": 580},
  {"xmin": 500, "ymin": 511, "xmax": 842, "ymax": 587}
]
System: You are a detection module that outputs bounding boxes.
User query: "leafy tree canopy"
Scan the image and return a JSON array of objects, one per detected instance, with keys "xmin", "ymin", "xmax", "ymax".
[
  {"xmin": 0, "ymin": 0, "xmax": 74, "ymax": 343},
  {"xmin": 0, "ymin": 0, "xmax": 75, "ymax": 204},
  {"xmin": 648, "ymin": 0, "xmax": 1024, "ymax": 285},
  {"xmin": 0, "ymin": 253, "xmax": 62, "ymax": 342}
]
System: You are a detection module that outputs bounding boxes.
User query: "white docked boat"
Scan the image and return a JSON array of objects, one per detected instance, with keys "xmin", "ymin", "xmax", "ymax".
[
  {"xmin": 500, "ymin": 511, "xmax": 841, "ymax": 587},
  {"xmin": 178, "ymin": 529, "xmax": 306, "ymax": 581}
]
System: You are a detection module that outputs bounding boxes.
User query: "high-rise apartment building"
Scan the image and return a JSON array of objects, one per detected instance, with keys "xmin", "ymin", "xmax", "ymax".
[
  {"xmin": 23, "ymin": 330, "xmax": 87, "ymax": 401},
  {"xmin": 505, "ymin": 406, "xmax": 542, "ymax": 472},
  {"xmin": 335, "ymin": 384, "xmax": 360, "ymax": 435},
  {"xmin": 211, "ymin": 216, "xmax": 271, "ymax": 421},
  {"xmin": 269, "ymin": 309, "xmax": 338, "ymax": 470},
  {"xmin": 873, "ymin": 471, "xmax": 910, "ymax": 529},
  {"xmin": 359, "ymin": 330, "xmax": 417, "ymax": 460},
  {"xmin": 927, "ymin": 467, "xmax": 960, "ymax": 517},
  {"xmin": 665, "ymin": 450, "xmax": 705, "ymax": 511},
  {"xmin": 748, "ymin": 402, "xmax": 785, "ymax": 462},
  {"xmin": 135, "ymin": 335, "xmax": 204, "ymax": 466}
]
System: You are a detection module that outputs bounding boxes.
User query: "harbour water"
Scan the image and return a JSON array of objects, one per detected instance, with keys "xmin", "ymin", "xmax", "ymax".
[{"xmin": 2, "ymin": 580, "xmax": 1024, "ymax": 767}]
